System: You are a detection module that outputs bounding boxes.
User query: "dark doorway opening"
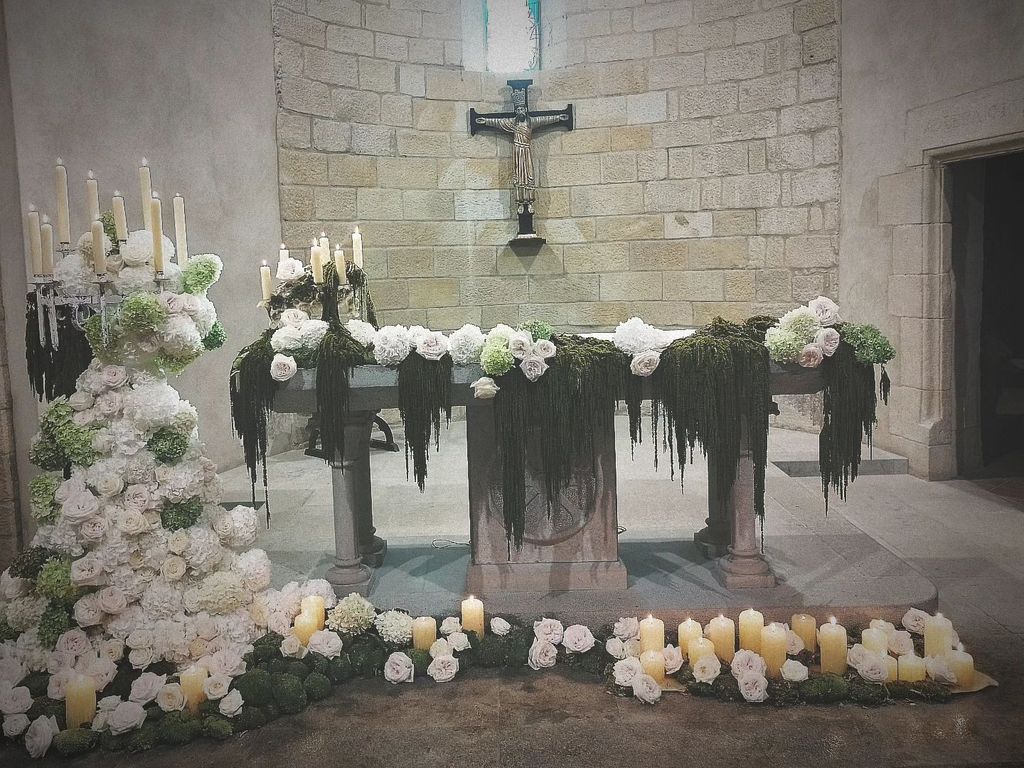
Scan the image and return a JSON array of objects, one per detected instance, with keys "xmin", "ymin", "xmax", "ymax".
[{"xmin": 952, "ymin": 152, "xmax": 1024, "ymax": 481}]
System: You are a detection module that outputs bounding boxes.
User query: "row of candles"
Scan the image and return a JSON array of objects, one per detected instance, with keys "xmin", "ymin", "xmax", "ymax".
[
  {"xmin": 24, "ymin": 158, "xmax": 189, "ymax": 280},
  {"xmin": 259, "ymin": 229, "xmax": 365, "ymax": 302}
]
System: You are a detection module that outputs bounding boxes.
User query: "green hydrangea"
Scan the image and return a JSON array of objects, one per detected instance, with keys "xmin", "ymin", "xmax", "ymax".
[
  {"xmin": 154, "ymin": 349, "xmax": 202, "ymax": 376},
  {"xmin": 119, "ymin": 294, "xmax": 167, "ymax": 333},
  {"xmin": 101, "ymin": 210, "xmax": 118, "ymax": 246},
  {"xmin": 778, "ymin": 306, "xmax": 821, "ymax": 342},
  {"xmin": 161, "ymin": 497, "xmax": 203, "ymax": 530},
  {"xmin": 480, "ymin": 341, "xmax": 514, "ymax": 377},
  {"xmin": 29, "ymin": 473, "xmax": 62, "ymax": 523},
  {"xmin": 518, "ymin": 320, "xmax": 553, "ymax": 341},
  {"xmin": 147, "ymin": 427, "xmax": 190, "ymax": 463},
  {"xmin": 764, "ymin": 326, "xmax": 805, "ymax": 363},
  {"xmin": 84, "ymin": 314, "xmax": 122, "ymax": 360},
  {"xmin": 202, "ymin": 320, "xmax": 226, "ymax": 350},
  {"xmin": 29, "ymin": 434, "xmax": 67, "ymax": 471},
  {"xmin": 841, "ymin": 323, "xmax": 896, "ymax": 365},
  {"xmin": 38, "ymin": 602, "xmax": 73, "ymax": 649},
  {"xmin": 182, "ymin": 254, "xmax": 223, "ymax": 295},
  {"xmin": 51, "ymin": 422, "xmax": 98, "ymax": 467},
  {"xmin": 36, "ymin": 558, "xmax": 79, "ymax": 603},
  {"xmin": 40, "ymin": 400, "xmax": 74, "ymax": 434}
]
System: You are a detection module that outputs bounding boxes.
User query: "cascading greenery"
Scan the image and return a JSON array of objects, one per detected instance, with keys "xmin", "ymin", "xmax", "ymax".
[
  {"xmin": 25, "ymin": 295, "xmax": 93, "ymax": 402},
  {"xmin": 265, "ymin": 260, "xmax": 377, "ymax": 327},
  {"xmin": 229, "ymin": 329, "xmax": 277, "ymax": 504},
  {"xmin": 314, "ymin": 325, "xmax": 371, "ymax": 465},
  {"xmin": 397, "ymin": 352, "xmax": 452, "ymax": 491}
]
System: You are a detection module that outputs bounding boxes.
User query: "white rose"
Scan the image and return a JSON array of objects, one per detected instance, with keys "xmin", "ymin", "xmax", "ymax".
[
  {"xmin": 730, "ymin": 649, "xmax": 767, "ymax": 679},
  {"xmin": 527, "ymin": 639, "xmax": 558, "ymax": 670},
  {"xmin": 98, "ymin": 695, "xmax": 121, "ymax": 712},
  {"xmin": 0, "ymin": 684, "xmax": 32, "ymax": 715},
  {"xmin": 81, "ymin": 657, "xmax": 117, "ymax": 690},
  {"xmin": 68, "ymin": 391, "xmax": 95, "ymax": 411},
  {"xmin": 24, "ymin": 715, "xmax": 59, "ymax": 758},
  {"xmin": 416, "ymin": 331, "xmax": 450, "ymax": 361},
  {"xmin": 613, "ymin": 617, "xmax": 640, "ymax": 641},
  {"xmin": 856, "ymin": 652, "xmax": 889, "ymax": 683},
  {"xmin": 624, "ymin": 638, "xmax": 641, "ymax": 658},
  {"xmin": 129, "ymin": 672, "xmax": 166, "ymax": 704},
  {"xmin": 692, "ymin": 654, "xmax": 722, "ymax": 684},
  {"xmin": 925, "ymin": 655, "xmax": 957, "ymax": 685},
  {"xmin": 605, "ymin": 637, "xmax": 627, "ymax": 660},
  {"xmin": 0, "ymin": 657, "xmax": 27, "ymax": 686},
  {"xmin": 781, "ymin": 659, "xmax": 809, "ymax": 682},
  {"xmin": 99, "ymin": 639, "xmax": 124, "ymax": 663},
  {"xmin": 276, "ymin": 257, "xmax": 305, "ymax": 281},
  {"xmin": 204, "ymin": 649, "xmax": 247, "ymax": 677},
  {"xmin": 280, "ymin": 308, "xmax": 309, "ymax": 328},
  {"xmin": 508, "ymin": 330, "xmax": 533, "ymax": 359},
  {"xmin": 156, "ymin": 683, "xmax": 186, "ymax": 712},
  {"xmin": 118, "ymin": 508, "xmax": 148, "ymax": 536},
  {"xmin": 902, "ymin": 608, "xmax": 929, "ymax": 635},
  {"xmin": 632, "ymin": 673, "xmax": 662, "ymax": 704},
  {"xmin": 808, "ymin": 295, "xmax": 841, "ymax": 326},
  {"xmin": 97, "ymin": 586, "xmax": 128, "ymax": 615},
  {"xmin": 448, "ymin": 631, "xmax": 471, "ymax": 653},
  {"xmin": 533, "ymin": 617, "xmax": 564, "ymax": 645},
  {"xmin": 798, "ymin": 343, "xmax": 824, "ymax": 368},
  {"xmin": 613, "ymin": 657, "xmax": 643, "ymax": 687},
  {"xmin": 3, "ymin": 713, "xmax": 29, "ymax": 738},
  {"xmin": 888, "ymin": 630, "xmax": 914, "ymax": 656},
  {"xmin": 427, "ymin": 654, "xmax": 459, "ymax": 683},
  {"xmin": 62, "ymin": 491, "xmax": 100, "ymax": 523},
  {"xmin": 847, "ymin": 643, "xmax": 868, "ymax": 668},
  {"xmin": 562, "ymin": 625, "xmax": 595, "ymax": 654},
  {"xmin": 384, "ymin": 652, "xmax": 415, "ymax": 684},
  {"xmin": 55, "ymin": 629, "xmax": 92, "ymax": 658},
  {"xmin": 786, "ymin": 629, "xmax": 805, "ymax": 656},
  {"xmin": 1, "ymin": 569, "xmax": 28, "ymax": 599},
  {"xmin": 161, "ymin": 555, "xmax": 187, "ymax": 582},
  {"xmin": 738, "ymin": 671, "xmax": 769, "ymax": 703},
  {"xmin": 70, "ymin": 556, "xmax": 106, "ymax": 587},
  {"xmin": 128, "ymin": 647, "xmax": 155, "ymax": 670},
  {"xmin": 307, "ymin": 630, "xmax": 344, "ymax": 659},
  {"xmin": 101, "ymin": 365, "xmax": 129, "ymax": 389},
  {"xmin": 280, "ymin": 635, "xmax": 308, "ymax": 659},
  {"xmin": 167, "ymin": 530, "xmax": 189, "ymax": 554},
  {"xmin": 47, "ymin": 669, "xmax": 73, "ymax": 700},
  {"xmin": 429, "ymin": 639, "xmax": 451, "ymax": 659},
  {"xmin": 814, "ymin": 327, "xmax": 840, "ymax": 357},
  {"xmin": 107, "ymin": 701, "xmax": 147, "ymax": 734},
  {"xmin": 662, "ymin": 645, "xmax": 684, "ymax": 675},
  {"xmin": 470, "ymin": 376, "xmax": 500, "ymax": 400},
  {"xmin": 532, "ymin": 339, "xmax": 556, "ymax": 359},
  {"xmin": 203, "ymin": 674, "xmax": 232, "ymax": 700},
  {"xmin": 520, "ymin": 355, "xmax": 549, "ymax": 382},
  {"xmin": 270, "ymin": 353, "xmax": 298, "ymax": 382},
  {"xmin": 440, "ymin": 617, "xmax": 462, "ymax": 636},
  {"xmin": 490, "ymin": 617, "xmax": 511, "ymax": 636},
  {"xmin": 630, "ymin": 350, "xmax": 661, "ymax": 377},
  {"xmin": 122, "ymin": 484, "xmax": 151, "ymax": 513},
  {"xmin": 79, "ymin": 516, "xmax": 108, "ymax": 543},
  {"xmin": 218, "ymin": 689, "xmax": 244, "ymax": 718}
]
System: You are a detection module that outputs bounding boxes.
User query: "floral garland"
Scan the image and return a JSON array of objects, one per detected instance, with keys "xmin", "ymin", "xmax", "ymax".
[{"xmin": 0, "ymin": 588, "xmax": 967, "ymax": 759}]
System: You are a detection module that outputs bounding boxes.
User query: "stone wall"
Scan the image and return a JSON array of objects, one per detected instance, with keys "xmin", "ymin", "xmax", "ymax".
[{"xmin": 273, "ymin": 0, "xmax": 841, "ymax": 332}]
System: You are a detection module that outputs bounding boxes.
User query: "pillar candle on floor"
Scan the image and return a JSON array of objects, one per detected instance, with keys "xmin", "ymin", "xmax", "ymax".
[
  {"xmin": 898, "ymin": 652, "xmax": 926, "ymax": 682},
  {"xmin": 705, "ymin": 614, "xmax": 735, "ymax": 663},
  {"xmin": 677, "ymin": 618, "xmax": 702, "ymax": 659},
  {"xmin": 687, "ymin": 637, "xmax": 715, "ymax": 662},
  {"xmin": 412, "ymin": 617, "xmax": 437, "ymax": 651},
  {"xmin": 640, "ymin": 650, "xmax": 666, "ymax": 684},
  {"xmin": 461, "ymin": 596, "xmax": 484, "ymax": 637},
  {"xmin": 946, "ymin": 645, "xmax": 974, "ymax": 688},
  {"xmin": 293, "ymin": 612, "xmax": 318, "ymax": 645},
  {"xmin": 179, "ymin": 666, "xmax": 207, "ymax": 713},
  {"xmin": 884, "ymin": 655, "xmax": 898, "ymax": 682},
  {"xmin": 924, "ymin": 614, "xmax": 954, "ymax": 659},
  {"xmin": 818, "ymin": 617, "xmax": 847, "ymax": 675},
  {"xmin": 761, "ymin": 622, "xmax": 787, "ymax": 678},
  {"xmin": 639, "ymin": 615, "xmax": 664, "ymax": 654},
  {"xmin": 791, "ymin": 614, "xmax": 816, "ymax": 654},
  {"xmin": 738, "ymin": 608, "xmax": 764, "ymax": 653},
  {"xmin": 300, "ymin": 596, "xmax": 326, "ymax": 630},
  {"xmin": 65, "ymin": 673, "xmax": 96, "ymax": 729},
  {"xmin": 861, "ymin": 627, "xmax": 888, "ymax": 654}
]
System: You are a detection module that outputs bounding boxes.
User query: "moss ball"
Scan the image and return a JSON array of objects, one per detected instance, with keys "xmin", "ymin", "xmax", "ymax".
[{"xmin": 303, "ymin": 671, "xmax": 332, "ymax": 701}]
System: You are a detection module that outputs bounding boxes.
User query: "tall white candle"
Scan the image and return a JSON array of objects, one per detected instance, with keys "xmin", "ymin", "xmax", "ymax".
[
  {"xmin": 54, "ymin": 159, "xmax": 71, "ymax": 244},
  {"xmin": 150, "ymin": 195, "xmax": 164, "ymax": 273},
  {"xmin": 677, "ymin": 618, "xmax": 702, "ymax": 660},
  {"xmin": 738, "ymin": 608, "xmax": 764, "ymax": 653},
  {"xmin": 352, "ymin": 226, "xmax": 363, "ymax": 268},
  {"xmin": 461, "ymin": 596, "xmax": 484, "ymax": 637},
  {"xmin": 112, "ymin": 192, "xmax": 128, "ymax": 241},
  {"xmin": 279, "ymin": 243, "xmax": 289, "ymax": 264},
  {"xmin": 139, "ymin": 159, "xmax": 153, "ymax": 230},
  {"xmin": 86, "ymin": 170, "xmax": 100, "ymax": 223},
  {"xmin": 705, "ymin": 614, "xmax": 736, "ymax": 663},
  {"xmin": 318, "ymin": 231, "xmax": 330, "ymax": 251},
  {"xmin": 172, "ymin": 193, "xmax": 188, "ymax": 266},
  {"xmin": 260, "ymin": 262, "xmax": 272, "ymax": 302},
  {"xmin": 924, "ymin": 613, "xmax": 954, "ymax": 659},
  {"xmin": 818, "ymin": 617, "xmax": 847, "ymax": 675},
  {"xmin": 40, "ymin": 217, "xmax": 54, "ymax": 276},
  {"xmin": 311, "ymin": 246, "xmax": 325, "ymax": 284},
  {"xmin": 639, "ymin": 615, "xmax": 665, "ymax": 654},
  {"xmin": 92, "ymin": 220, "xmax": 106, "ymax": 275},
  {"xmin": 334, "ymin": 245, "xmax": 347, "ymax": 284},
  {"xmin": 26, "ymin": 207, "xmax": 42, "ymax": 276}
]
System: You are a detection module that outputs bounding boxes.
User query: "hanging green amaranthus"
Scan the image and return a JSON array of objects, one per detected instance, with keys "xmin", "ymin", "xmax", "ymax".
[{"xmin": 397, "ymin": 352, "xmax": 453, "ymax": 491}]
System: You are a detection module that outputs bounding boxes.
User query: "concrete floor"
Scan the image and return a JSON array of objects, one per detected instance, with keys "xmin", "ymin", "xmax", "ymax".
[{"xmin": 6, "ymin": 421, "xmax": 1024, "ymax": 767}]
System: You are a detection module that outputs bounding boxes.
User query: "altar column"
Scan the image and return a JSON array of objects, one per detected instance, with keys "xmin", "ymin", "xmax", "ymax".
[{"xmin": 325, "ymin": 410, "xmax": 375, "ymax": 594}]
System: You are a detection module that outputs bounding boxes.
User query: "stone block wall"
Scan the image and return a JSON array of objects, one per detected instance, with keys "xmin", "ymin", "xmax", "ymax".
[{"xmin": 274, "ymin": 0, "xmax": 840, "ymax": 332}]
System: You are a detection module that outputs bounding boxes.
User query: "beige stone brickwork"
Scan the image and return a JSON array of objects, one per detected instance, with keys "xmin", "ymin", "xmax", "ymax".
[{"xmin": 272, "ymin": 0, "xmax": 839, "ymax": 331}]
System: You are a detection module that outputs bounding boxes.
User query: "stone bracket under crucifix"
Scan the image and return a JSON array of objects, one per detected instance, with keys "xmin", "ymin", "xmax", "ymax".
[{"xmin": 469, "ymin": 79, "xmax": 574, "ymax": 247}]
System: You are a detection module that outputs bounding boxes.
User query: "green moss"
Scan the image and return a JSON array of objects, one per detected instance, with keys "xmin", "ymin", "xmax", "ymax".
[
  {"xmin": 473, "ymin": 635, "xmax": 506, "ymax": 668},
  {"xmin": 53, "ymin": 728, "xmax": 100, "ymax": 757},
  {"xmin": 232, "ymin": 706, "xmax": 267, "ymax": 733},
  {"xmin": 303, "ymin": 671, "xmax": 332, "ymax": 701},
  {"xmin": 202, "ymin": 320, "xmax": 226, "ymax": 350},
  {"xmin": 347, "ymin": 636, "xmax": 387, "ymax": 678},
  {"xmin": 849, "ymin": 679, "xmax": 888, "ymax": 706},
  {"xmin": 156, "ymin": 711, "xmax": 202, "ymax": 746},
  {"xmin": 285, "ymin": 659, "xmax": 311, "ymax": 679},
  {"xmin": 201, "ymin": 715, "xmax": 235, "ymax": 740},
  {"xmin": 99, "ymin": 731, "xmax": 130, "ymax": 752},
  {"xmin": 161, "ymin": 497, "xmax": 203, "ymax": 530},
  {"xmin": 712, "ymin": 674, "xmax": 743, "ymax": 702},
  {"xmin": 27, "ymin": 697, "xmax": 66, "ymax": 728},
  {"xmin": 767, "ymin": 679, "xmax": 802, "ymax": 706},
  {"xmin": 272, "ymin": 673, "xmax": 308, "ymax": 714},
  {"xmin": 327, "ymin": 655, "xmax": 354, "ymax": 685},
  {"xmin": 147, "ymin": 427, "xmax": 190, "ymax": 463},
  {"xmin": 799, "ymin": 673, "xmax": 850, "ymax": 704},
  {"xmin": 232, "ymin": 668, "xmax": 274, "ymax": 707},
  {"xmin": 304, "ymin": 651, "xmax": 332, "ymax": 677},
  {"xmin": 260, "ymin": 702, "xmax": 281, "ymax": 721},
  {"xmin": 126, "ymin": 723, "xmax": 160, "ymax": 753},
  {"xmin": 119, "ymin": 294, "xmax": 167, "ymax": 333}
]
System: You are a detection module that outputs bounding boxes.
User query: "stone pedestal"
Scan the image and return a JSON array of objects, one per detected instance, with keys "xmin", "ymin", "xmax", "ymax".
[
  {"xmin": 694, "ymin": 457, "xmax": 733, "ymax": 559},
  {"xmin": 465, "ymin": 403, "xmax": 628, "ymax": 594},
  {"xmin": 324, "ymin": 411, "xmax": 375, "ymax": 594}
]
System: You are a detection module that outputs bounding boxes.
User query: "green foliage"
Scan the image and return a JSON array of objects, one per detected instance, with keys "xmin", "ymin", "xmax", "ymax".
[
  {"xmin": 40, "ymin": 399, "xmax": 98, "ymax": 466},
  {"xmin": 799, "ymin": 673, "xmax": 850, "ymax": 704},
  {"xmin": 156, "ymin": 711, "xmax": 203, "ymax": 746},
  {"xmin": 201, "ymin": 715, "xmax": 235, "ymax": 740},
  {"xmin": 272, "ymin": 673, "xmax": 308, "ymax": 714},
  {"xmin": 712, "ymin": 674, "xmax": 743, "ymax": 702},
  {"xmin": 99, "ymin": 730, "xmax": 130, "ymax": 752},
  {"xmin": 28, "ymin": 473, "xmax": 61, "ymax": 523},
  {"xmin": 22, "ymin": 672, "xmax": 50, "ymax": 698},
  {"xmin": 84, "ymin": 314, "xmax": 122, "ymax": 360},
  {"xmin": 408, "ymin": 648, "xmax": 431, "ymax": 676},
  {"xmin": 232, "ymin": 668, "xmax": 274, "ymax": 707},
  {"xmin": 480, "ymin": 342, "xmax": 514, "ymax": 377},
  {"xmin": 841, "ymin": 323, "xmax": 896, "ymax": 366},
  {"xmin": 398, "ymin": 351, "xmax": 452, "ymax": 491},
  {"xmin": 202, "ymin": 320, "xmax": 227, "ymax": 350},
  {"xmin": 147, "ymin": 427, "xmax": 190, "ymax": 463},
  {"xmin": 347, "ymin": 635, "xmax": 387, "ymax": 678},
  {"xmin": 767, "ymin": 679, "xmax": 803, "ymax": 706},
  {"xmin": 230, "ymin": 329, "xmax": 277, "ymax": 492},
  {"xmin": 182, "ymin": 254, "xmax": 223, "ymax": 295},
  {"xmin": 303, "ymin": 671, "xmax": 332, "ymax": 701},
  {"xmin": 518, "ymin": 320, "xmax": 553, "ymax": 340},
  {"xmin": 314, "ymin": 326, "xmax": 373, "ymax": 477},
  {"xmin": 119, "ymin": 294, "xmax": 167, "ymax": 333},
  {"xmin": 154, "ymin": 349, "xmax": 203, "ymax": 376},
  {"xmin": 327, "ymin": 655, "xmax": 354, "ymax": 685},
  {"xmin": 161, "ymin": 497, "xmax": 203, "ymax": 530},
  {"xmin": 9, "ymin": 546, "xmax": 56, "ymax": 579},
  {"xmin": 849, "ymin": 679, "xmax": 888, "ymax": 706},
  {"xmin": 36, "ymin": 558, "xmax": 78, "ymax": 603},
  {"xmin": 27, "ymin": 696, "xmax": 66, "ymax": 727},
  {"xmin": 232, "ymin": 706, "xmax": 267, "ymax": 733},
  {"xmin": 126, "ymin": 723, "xmax": 160, "ymax": 752},
  {"xmin": 29, "ymin": 433, "xmax": 68, "ymax": 471},
  {"xmin": 473, "ymin": 635, "xmax": 506, "ymax": 668},
  {"xmin": 101, "ymin": 210, "xmax": 118, "ymax": 246},
  {"xmin": 53, "ymin": 728, "xmax": 100, "ymax": 757},
  {"xmin": 38, "ymin": 602, "xmax": 74, "ymax": 649}
]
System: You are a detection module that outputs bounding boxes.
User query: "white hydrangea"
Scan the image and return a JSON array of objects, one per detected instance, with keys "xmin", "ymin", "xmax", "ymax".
[
  {"xmin": 139, "ymin": 579, "xmax": 184, "ymax": 621},
  {"xmin": 183, "ymin": 527, "xmax": 224, "ymax": 573},
  {"xmin": 195, "ymin": 571, "xmax": 248, "ymax": 614},
  {"xmin": 299, "ymin": 579, "xmax": 338, "ymax": 609},
  {"xmin": 53, "ymin": 253, "xmax": 99, "ymax": 297},
  {"xmin": 271, "ymin": 325, "xmax": 303, "ymax": 353},
  {"xmin": 613, "ymin": 317, "xmax": 669, "ymax": 356},
  {"xmin": 345, "ymin": 319, "xmax": 377, "ymax": 347},
  {"xmin": 299, "ymin": 319, "xmax": 329, "ymax": 350},
  {"xmin": 114, "ymin": 265, "xmax": 160, "ymax": 296},
  {"xmin": 374, "ymin": 610, "xmax": 414, "ymax": 645},
  {"xmin": 372, "ymin": 326, "xmax": 412, "ymax": 366},
  {"xmin": 5, "ymin": 597, "xmax": 48, "ymax": 633},
  {"xmin": 232, "ymin": 549, "xmax": 272, "ymax": 592},
  {"xmin": 448, "ymin": 324, "xmax": 486, "ymax": 365},
  {"xmin": 326, "ymin": 592, "xmax": 376, "ymax": 635}
]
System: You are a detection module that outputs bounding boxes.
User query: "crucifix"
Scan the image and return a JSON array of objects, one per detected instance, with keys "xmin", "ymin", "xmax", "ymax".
[{"xmin": 469, "ymin": 79, "xmax": 574, "ymax": 245}]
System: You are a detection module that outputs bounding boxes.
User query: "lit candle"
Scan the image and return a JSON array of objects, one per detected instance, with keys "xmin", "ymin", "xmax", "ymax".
[
  {"xmin": 334, "ymin": 244, "xmax": 347, "ymax": 284},
  {"xmin": 311, "ymin": 245, "xmax": 325, "ymax": 284},
  {"xmin": 924, "ymin": 613, "xmax": 954, "ymax": 659},
  {"xmin": 945, "ymin": 645, "xmax": 974, "ymax": 688},
  {"xmin": 705, "ymin": 614, "xmax": 736, "ymax": 663},
  {"xmin": 790, "ymin": 613, "xmax": 816, "ymax": 654},
  {"xmin": 293, "ymin": 613, "xmax": 318, "ymax": 645},
  {"xmin": 352, "ymin": 226, "xmax": 363, "ymax": 268},
  {"xmin": 412, "ymin": 617, "xmax": 437, "ymax": 651},
  {"xmin": 677, "ymin": 618, "xmax": 702, "ymax": 660},
  {"xmin": 179, "ymin": 666, "xmax": 207, "ymax": 713},
  {"xmin": 884, "ymin": 655, "xmax": 898, "ymax": 682},
  {"xmin": 760, "ymin": 622, "xmax": 787, "ymax": 678},
  {"xmin": 173, "ymin": 193, "xmax": 188, "ymax": 266},
  {"xmin": 319, "ymin": 231, "xmax": 330, "ymax": 251},
  {"xmin": 260, "ymin": 262, "xmax": 272, "ymax": 302},
  {"xmin": 40, "ymin": 217, "xmax": 54, "ymax": 276},
  {"xmin": 55, "ymin": 159, "xmax": 70, "ymax": 244},
  {"xmin": 64, "ymin": 673, "xmax": 96, "ymax": 729},
  {"xmin": 91, "ymin": 220, "xmax": 106, "ymax": 275},
  {"xmin": 738, "ymin": 608, "xmax": 764, "ymax": 653},
  {"xmin": 461, "ymin": 596, "xmax": 485, "ymax": 637},
  {"xmin": 279, "ymin": 243, "xmax": 289, "ymax": 264},
  {"xmin": 26, "ymin": 207, "xmax": 42, "ymax": 276},
  {"xmin": 639, "ymin": 649, "xmax": 666, "ymax": 684},
  {"xmin": 86, "ymin": 170, "xmax": 100, "ymax": 222},
  {"xmin": 150, "ymin": 195, "xmax": 164, "ymax": 272},
  {"xmin": 300, "ymin": 595, "xmax": 326, "ymax": 630},
  {"xmin": 861, "ymin": 627, "xmax": 888, "ymax": 654},
  {"xmin": 897, "ymin": 652, "xmax": 925, "ymax": 682},
  {"xmin": 139, "ymin": 158, "xmax": 153, "ymax": 229},
  {"xmin": 687, "ymin": 637, "xmax": 716, "ymax": 662},
  {"xmin": 639, "ymin": 615, "xmax": 665, "ymax": 654},
  {"xmin": 112, "ymin": 192, "xmax": 128, "ymax": 241},
  {"xmin": 818, "ymin": 617, "xmax": 847, "ymax": 675}
]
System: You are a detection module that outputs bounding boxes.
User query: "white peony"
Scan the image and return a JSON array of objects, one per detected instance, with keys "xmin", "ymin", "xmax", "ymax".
[
  {"xmin": 470, "ymin": 376, "xmax": 500, "ymax": 399},
  {"xmin": 280, "ymin": 308, "xmax": 310, "ymax": 328},
  {"xmin": 527, "ymin": 639, "xmax": 557, "ymax": 670},
  {"xmin": 448, "ymin": 632, "xmax": 471, "ymax": 653},
  {"xmin": 738, "ymin": 671, "xmax": 769, "ymax": 703},
  {"xmin": 605, "ymin": 637, "xmax": 628, "ymax": 660},
  {"xmin": 533, "ymin": 617, "xmax": 564, "ymax": 645},
  {"xmin": 731, "ymin": 649, "xmax": 767, "ymax": 679},
  {"xmin": 814, "ymin": 326, "xmax": 841, "ymax": 357},
  {"xmin": 372, "ymin": 325, "xmax": 412, "ymax": 366},
  {"xmin": 345, "ymin": 318, "xmax": 377, "ymax": 347},
  {"xmin": 490, "ymin": 617, "xmax": 511, "ymax": 636},
  {"xmin": 384, "ymin": 652, "xmax": 415, "ymax": 684},
  {"xmin": 107, "ymin": 700, "xmax": 147, "ymax": 734},
  {"xmin": 847, "ymin": 643, "xmax": 868, "ymax": 668},
  {"xmin": 781, "ymin": 659, "xmax": 809, "ymax": 682},
  {"xmin": 630, "ymin": 350, "xmax": 661, "ymax": 377},
  {"xmin": 70, "ymin": 556, "xmax": 106, "ymax": 586},
  {"xmin": 532, "ymin": 339, "xmax": 556, "ymax": 359},
  {"xmin": 508, "ymin": 330, "xmax": 534, "ymax": 360},
  {"xmin": 62, "ymin": 490, "xmax": 100, "ymax": 523},
  {"xmin": 24, "ymin": 715, "xmax": 59, "ymax": 758},
  {"xmin": 218, "ymin": 689, "xmax": 244, "ymax": 717},
  {"xmin": 129, "ymin": 672, "xmax": 166, "ymax": 704},
  {"xmin": 662, "ymin": 644, "xmax": 684, "ymax": 675},
  {"xmin": 203, "ymin": 674, "xmax": 231, "ymax": 700},
  {"xmin": 307, "ymin": 630, "xmax": 344, "ymax": 659},
  {"xmin": 808, "ymin": 295, "xmax": 841, "ymax": 326},
  {"xmin": 613, "ymin": 617, "xmax": 640, "ymax": 641},
  {"xmin": 276, "ymin": 257, "xmax": 305, "ymax": 281},
  {"xmin": 888, "ymin": 630, "xmax": 914, "ymax": 656},
  {"xmin": 440, "ymin": 616, "xmax": 462, "ymax": 636},
  {"xmin": 280, "ymin": 635, "xmax": 308, "ymax": 659},
  {"xmin": 2, "ymin": 713, "xmax": 29, "ymax": 738},
  {"xmin": 1, "ymin": 569, "xmax": 28, "ymax": 599},
  {"xmin": 0, "ymin": 683, "xmax": 33, "ymax": 715},
  {"xmin": 97, "ymin": 586, "xmax": 128, "ymax": 615},
  {"xmin": 562, "ymin": 625, "xmax": 595, "ymax": 654},
  {"xmin": 798, "ymin": 343, "xmax": 824, "ymax": 368},
  {"xmin": 692, "ymin": 654, "xmax": 722, "ymax": 684},
  {"xmin": 427, "ymin": 654, "xmax": 459, "ymax": 683},
  {"xmin": 448, "ymin": 324, "xmax": 486, "ymax": 365},
  {"xmin": 613, "ymin": 657, "xmax": 643, "ymax": 687},
  {"xmin": 270, "ymin": 353, "xmax": 298, "ymax": 382},
  {"xmin": 55, "ymin": 628, "xmax": 92, "ymax": 658},
  {"xmin": 632, "ymin": 673, "xmax": 662, "ymax": 704},
  {"xmin": 856, "ymin": 652, "xmax": 889, "ymax": 683},
  {"xmin": 429, "ymin": 639, "xmax": 451, "ymax": 659},
  {"xmin": 902, "ymin": 608, "xmax": 929, "ymax": 635},
  {"xmin": 416, "ymin": 330, "xmax": 450, "ymax": 361},
  {"xmin": 156, "ymin": 683, "xmax": 186, "ymax": 712},
  {"xmin": 520, "ymin": 355, "xmax": 549, "ymax": 382}
]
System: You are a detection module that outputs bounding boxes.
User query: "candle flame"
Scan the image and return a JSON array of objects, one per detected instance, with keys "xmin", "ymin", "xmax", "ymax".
[
  {"xmin": 280, "ymin": 243, "xmax": 286, "ymax": 249},
  {"xmin": 56, "ymin": 156, "xmax": 64, "ymax": 165},
  {"xmin": 829, "ymin": 616, "xmax": 837, "ymax": 625},
  {"xmin": 88, "ymin": 169, "xmax": 95, "ymax": 179},
  {"xmin": 957, "ymin": 642, "xmax": 965, "ymax": 652},
  {"xmin": 718, "ymin": 613, "xmax": 725, "ymax": 619},
  {"xmin": 321, "ymin": 231, "xmax": 326, "ymax": 237},
  {"xmin": 152, "ymin": 191, "xmax": 160, "ymax": 199},
  {"xmin": 310, "ymin": 238, "xmax": 317, "ymax": 246},
  {"xmin": 935, "ymin": 612, "xmax": 943, "ymax": 619},
  {"xmin": 262, "ymin": 259, "xmax": 267, "ymax": 266},
  {"xmin": 141, "ymin": 157, "xmax": 149, "ymax": 166},
  {"xmin": 41, "ymin": 214, "xmax": 50, "ymax": 223},
  {"xmin": 114, "ymin": 190, "xmax": 121, "ymax": 196},
  {"xmin": 28, "ymin": 203, "xmax": 36, "ymax": 212},
  {"xmin": 354, "ymin": 225, "xmax": 360, "ymax": 234}
]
